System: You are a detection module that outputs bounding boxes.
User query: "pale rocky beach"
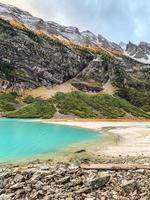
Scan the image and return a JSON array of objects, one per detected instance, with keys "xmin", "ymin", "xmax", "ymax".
[{"xmin": 44, "ymin": 121, "xmax": 150, "ymax": 157}]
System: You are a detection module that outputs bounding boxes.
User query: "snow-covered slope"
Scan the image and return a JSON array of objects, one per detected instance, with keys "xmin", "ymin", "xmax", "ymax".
[
  {"xmin": 1, "ymin": 2, "xmax": 150, "ymax": 64},
  {"xmin": 120, "ymin": 41, "xmax": 150, "ymax": 64},
  {"xmin": 119, "ymin": 42, "xmax": 127, "ymax": 51},
  {"xmin": 0, "ymin": 3, "xmax": 122, "ymax": 52},
  {"xmin": 125, "ymin": 52, "xmax": 150, "ymax": 64}
]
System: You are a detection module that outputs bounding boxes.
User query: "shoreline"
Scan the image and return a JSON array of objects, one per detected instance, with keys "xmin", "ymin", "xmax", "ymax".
[
  {"xmin": 0, "ymin": 118, "xmax": 150, "ymax": 164},
  {"xmin": 45, "ymin": 118, "xmax": 150, "ymax": 122},
  {"xmin": 44, "ymin": 120, "xmax": 150, "ymax": 157}
]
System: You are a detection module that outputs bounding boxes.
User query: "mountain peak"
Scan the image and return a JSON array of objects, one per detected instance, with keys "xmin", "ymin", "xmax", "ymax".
[
  {"xmin": 125, "ymin": 41, "xmax": 150, "ymax": 63},
  {"xmin": 119, "ymin": 42, "xmax": 127, "ymax": 51},
  {"xmin": 0, "ymin": 2, "xmax": 122, "ymax": 52},
  {"xmin": 0, "ymin": 2, "xmax": 150, "ymax": 64}
]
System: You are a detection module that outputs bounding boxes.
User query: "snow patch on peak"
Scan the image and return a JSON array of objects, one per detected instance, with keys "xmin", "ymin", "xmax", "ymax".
[
  {"xmin": 65, "ymin": 26, "xmax": 80, "ymax": 33},
  {"xmin": 81, "ymin": 30, "xmax": 98, "ymax": 43},
  {"xmin": 124, "ymin": 52, "xmax": 150, "ymax": 64},
  {"xmin": 82, "ymin": 30, "xmax": 96, "ymax": 37},
  {"xmin": 134, "ymin": 54, "xmax": 150, "ymax": 64},
  {"xmin": 0, "ymin": 2, "xmax": 125, "ymax": 53},
  {"xmin": 0, "ymin": 5, "xmax": 8, "ymax": 12},
  {"xmin": 119, "ymin": 42, "xmax": 127, "ymax": 51}
]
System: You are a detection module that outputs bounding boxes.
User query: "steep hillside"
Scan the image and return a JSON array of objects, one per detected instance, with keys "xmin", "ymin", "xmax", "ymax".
[
  {"xmin": 0, "ymin": 17, "xmax": 149, "ymax": 91},
  {"xmin": 113, "ymin": 65, "xmax": 150, "ymax": 112},
  {"xmin": 0, "ymin": 18, "xmax": 95, "ymax": 89}
]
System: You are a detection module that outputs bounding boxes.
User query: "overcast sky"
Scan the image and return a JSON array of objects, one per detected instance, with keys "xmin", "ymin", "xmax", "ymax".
[{"xmin": 0, "ymin": 0, "xmax": 150, "ymax": 44}]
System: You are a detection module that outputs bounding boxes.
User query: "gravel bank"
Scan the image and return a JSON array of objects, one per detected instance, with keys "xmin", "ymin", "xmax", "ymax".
[{"xmin": 0, "ymin": 157, "xmax": 150, "ymax": 200}]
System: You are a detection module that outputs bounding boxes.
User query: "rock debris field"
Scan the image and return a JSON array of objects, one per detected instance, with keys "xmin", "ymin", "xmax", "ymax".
[{"xmin": 0, "ymin": 158, "xmax": 150, "ymax": 200}]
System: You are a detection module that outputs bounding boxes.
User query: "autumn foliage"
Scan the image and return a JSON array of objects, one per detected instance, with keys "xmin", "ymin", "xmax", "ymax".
[{"xmin": 8, "ymin": 19, "xmax": 117, "ymax": 58}]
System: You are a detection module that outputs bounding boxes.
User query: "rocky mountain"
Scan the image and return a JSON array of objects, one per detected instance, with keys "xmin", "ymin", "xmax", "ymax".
[
  {"xmin": 126, "ymin": 41, "xmax": 150, "ymax": 64},
  {"xmin": 0, "ymin": 3, "xmax": 123, "ymax": 52},
  {"xmin": 119, "ymin": 41, "xmax": 150, "ymax": 64},
  {"xmin": 0, "ymin": 3, "xmax": 147, "ymax": 86},
  {"xmin": 0, "ymin": 16, "xmax": 143, "ymax": 90},
  {"xmin": 0, "ymin": 3, "xmax": 149, "ymax": 113},
  {"xmin": 1, "ymin": 2, "xmax": 150, "ymax": 64}
]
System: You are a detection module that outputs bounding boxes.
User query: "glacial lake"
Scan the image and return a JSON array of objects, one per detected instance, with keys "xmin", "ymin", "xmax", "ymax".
[{"xmin": 0, "ymin": 118, "xmax": 101, "ymax": 162}]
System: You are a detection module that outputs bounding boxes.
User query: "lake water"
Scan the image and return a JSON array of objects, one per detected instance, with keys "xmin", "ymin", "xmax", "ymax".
[{"xmin": 0, "ymin": 118, "xmax": 101, "ymax": 162}]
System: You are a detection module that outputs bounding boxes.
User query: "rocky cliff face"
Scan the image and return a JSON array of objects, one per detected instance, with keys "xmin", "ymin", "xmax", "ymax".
[
  {"xmin": 0, "ymin": 2, "xmax": 149, "ymax": 93},
  {"xmin": 0, "ymin": 18, "xmax": 94, "ymax": 89}
]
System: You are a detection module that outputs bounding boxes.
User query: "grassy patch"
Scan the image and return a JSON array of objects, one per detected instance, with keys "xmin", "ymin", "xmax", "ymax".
[
  {"xmin": 4, "ymin": 91, "xmax": 150, "ymax": 119},
  {"xmin": 6, "ymin": 99, "xmax": 56, "ymax": 119},
  {"xmin": 52, "ymin": 92, "xmax": 97, "ymax": 118},
  {"xmin": 0, "ymin": 92, "xmax": 17, "ymax": 103},
  {"xmin": 52, "ymin": 91, "xmax": 150, "ymax": 118},
  {"xmin": 0, "ymin": 92, "xmax": 18, "ymax": 112},
  {"xmin": 116, "ymin": 87, "xmax": 150, "ymax": 112}
]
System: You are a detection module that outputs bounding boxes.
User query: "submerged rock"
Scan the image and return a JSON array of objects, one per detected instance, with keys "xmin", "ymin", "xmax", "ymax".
[{"xmin": 75, "ymin": 149, "xmax": 86, "ymax": 154}]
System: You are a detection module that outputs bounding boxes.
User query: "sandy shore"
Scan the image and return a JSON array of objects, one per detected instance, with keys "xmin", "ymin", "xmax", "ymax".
[{"xmin": 44, "ymin": 120, "xmax": 150, "ymax": 157}]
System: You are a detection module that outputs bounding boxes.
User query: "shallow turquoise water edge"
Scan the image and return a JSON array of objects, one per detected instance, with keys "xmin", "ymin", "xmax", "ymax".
[{"xmin": 0, "ymin": 118, "xmax": 102, "ymax": 162}]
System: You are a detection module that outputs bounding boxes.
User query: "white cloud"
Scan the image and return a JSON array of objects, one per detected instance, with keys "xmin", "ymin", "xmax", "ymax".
[
  {"xmin": 0, "ymin": 0, "xmax": 40, "ymax": 17},
  {"xmin": 0, "ymin": 0, "xmax": 27, "ymax": 9}
]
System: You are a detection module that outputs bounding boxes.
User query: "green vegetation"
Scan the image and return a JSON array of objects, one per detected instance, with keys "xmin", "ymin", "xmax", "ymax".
[
  {"xmin": 23, "ymin": 95, "xmax": 35, "ymax": 104},
  {"xmin": 7, "ymin": 99, "xmax": 56, "ymax": 119},
  {"xmin": 0, "ymin": 103, "xmax": 16, "ymax": 112},
  {"xmin": 114, "ymin": 68, "xmax": 150, "ymax": 112},
  {"xmin": 23, "ymin": 95, "xmax": 43, "ymax": 104},
  {"xmin": 0, "ymin": 92, "xmax": 18, "ymax": 112},
  {"xmin": 24, "ymin": 29, "xmax": 42, "ymax": 44},
  {"xmin": 52, "ymin": 92, "xmax": 97, "ymax": 118},
  {"xmin": 0, "ymin": 61, "xmax": 15, "ymax": 80},
  {"xmin": 0, "ymin": 19, "xmax": 16, "ymax": 35},
  {"xmin": 117, "ymin": 87, "xmax": 150, "ymax": 112},
  {"xmin": 52, "ymin": 92, "xmax": 150, "ymax": 118},
  {"xmin": 113, "ymin": 68, "xmax": 126, "ymax": 88},
  {"xmin": 2, "ymin": 91, "xmax": 149, "ymax": 119},
  {"xmin": 0, "ymin": 92, "xmax": 17, "ymax": 103}
]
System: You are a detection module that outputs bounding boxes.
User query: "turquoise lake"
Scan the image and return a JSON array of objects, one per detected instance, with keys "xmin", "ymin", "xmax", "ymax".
[{"xmin": 0, "ymin": 118, "xmax": 101, "ymax": 162}]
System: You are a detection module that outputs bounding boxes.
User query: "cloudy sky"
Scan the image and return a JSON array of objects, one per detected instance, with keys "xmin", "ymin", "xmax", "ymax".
[{"xmin": 0, "ymin": 0, "xmax": 150, "ymax": 44}]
